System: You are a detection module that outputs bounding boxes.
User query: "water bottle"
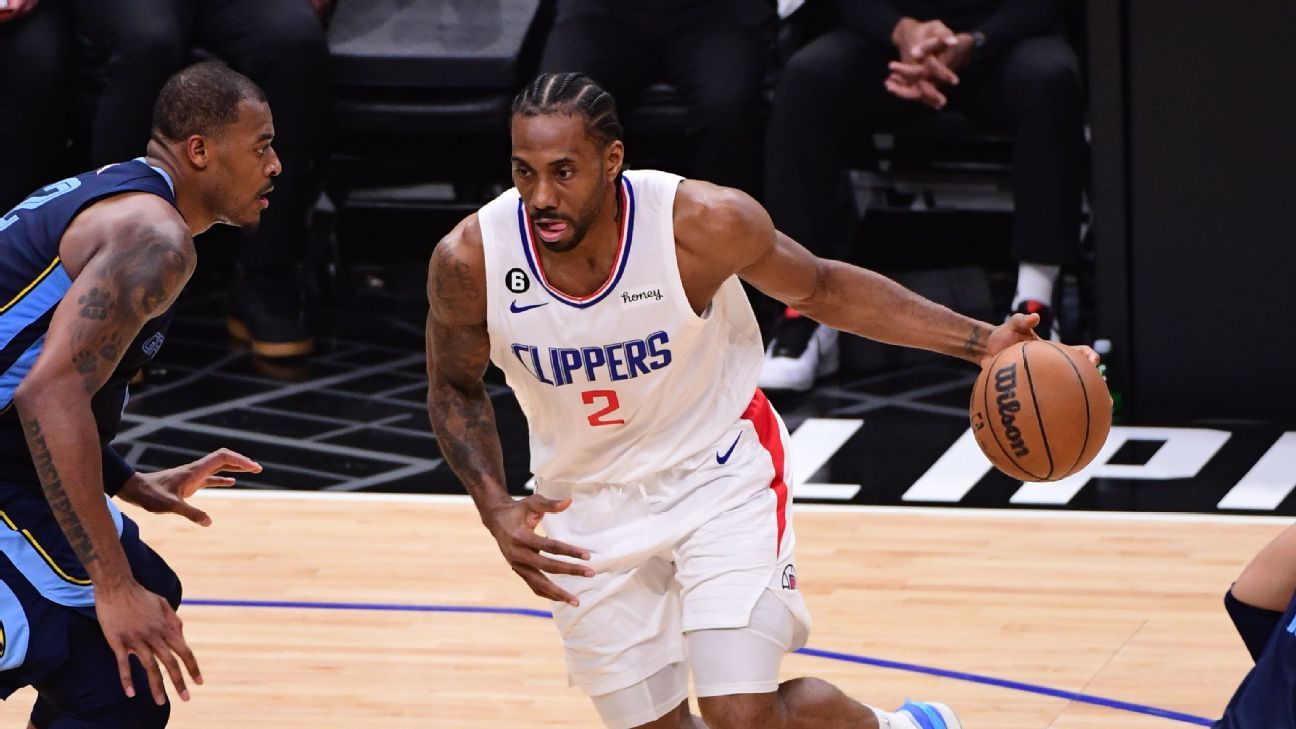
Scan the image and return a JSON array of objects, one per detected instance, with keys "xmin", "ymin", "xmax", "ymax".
[{"xmin": 1093, "ymin": 339, "xmax": 1123, "ymax": 417}]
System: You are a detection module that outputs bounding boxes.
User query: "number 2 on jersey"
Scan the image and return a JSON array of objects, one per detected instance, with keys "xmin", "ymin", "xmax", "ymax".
[{"xmin": 582, "ymin": 389, "xmax": 625, "ymax": 427}]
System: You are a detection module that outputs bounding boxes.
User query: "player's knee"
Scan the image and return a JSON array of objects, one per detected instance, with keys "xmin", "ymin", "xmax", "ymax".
[
  {"xmin": 1225, "ymin": 586, "xmax": 1284, "ymax": 662},
  {"xmin": 697, "ymin": 692, "xmax": 782, "ymax": 729}
]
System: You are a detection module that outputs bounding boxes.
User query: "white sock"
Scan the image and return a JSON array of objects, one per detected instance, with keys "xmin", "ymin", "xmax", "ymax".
[
  {"xmin": 1012, "ymin": 262, "xmax": 1060, "ymax": 308},
  {"xmin": 865, "ymin": 705, "xmax": 920, "ymax": 729}
]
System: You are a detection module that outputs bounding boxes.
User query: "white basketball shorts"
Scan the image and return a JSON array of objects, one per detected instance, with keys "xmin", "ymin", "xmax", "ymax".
[{"xmin": 536, "ymin": 389, "xmax": 812, "ymax": 699}]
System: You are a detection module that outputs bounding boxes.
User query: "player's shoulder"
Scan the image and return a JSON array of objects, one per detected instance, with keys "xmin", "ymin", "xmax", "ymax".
[
  {"xmin": 672, "ymin": 179, "xmax": 774, "ymax": 270},
  {"xmin": 673, "ymin": 179, "xmax": 770, "ymax": 239},
  {"xmin": 103, "ymin": 196, "xmax": 191, "ymax": 256},
  {"xmin": 427, "ymin": 213, "xmax": 487, "ymax": 300},
  {"xmin": 434, "ymin": 212, "xmax": 485, "ymax": 265},
  {"xmin": 67, "ymin": 193, "xmax": 193, "ymax": 275},
  {"xmin": 83, "ymin": 192, "xmax": 187, "ymax": 239}
]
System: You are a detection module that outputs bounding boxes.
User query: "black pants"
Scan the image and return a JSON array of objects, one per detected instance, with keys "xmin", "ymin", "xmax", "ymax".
[
  {"xmin": 765, "ymin": 28, "xmax": 1085, "ymax": 266},
  {"xmin": 71, "ymin": 0, "xmax": 329, "ymax": 271},
  {"xmin": 540, "ymin": 0, "xmax": 775, "ymax": 198},
  {"xmin": 0, "ymin": 0, "xmax": 71, "ymax": 212}
]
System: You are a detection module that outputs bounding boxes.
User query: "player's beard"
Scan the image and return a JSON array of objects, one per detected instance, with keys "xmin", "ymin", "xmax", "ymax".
[{"xmin": 537, "ymin": 176, "xmax": 610, "ymax": 254}]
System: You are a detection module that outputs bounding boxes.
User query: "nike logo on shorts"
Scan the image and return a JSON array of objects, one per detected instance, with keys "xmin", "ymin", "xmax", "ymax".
[
  {"xmin": 716, "ymin": 432, "xmax": 741, "ymax": 464},
  {"xmin": 509, "ymin": 300, "xmax": 548, "ymax": 313}
]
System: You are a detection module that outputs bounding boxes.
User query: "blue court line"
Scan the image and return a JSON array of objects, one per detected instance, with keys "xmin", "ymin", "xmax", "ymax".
[{"xmin": 184, "ymin": 598, "xmax": 1215, "ymax": 726}]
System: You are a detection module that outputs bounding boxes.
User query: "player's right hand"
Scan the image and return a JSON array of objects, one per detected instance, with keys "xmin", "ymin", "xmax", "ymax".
[
  {"xmin": 485, "ymin": 494, "xmax": 593, "ymax": 607},
  {"xmin": 94, "ymin": 579, "xmax": 201, "ymax": 705}
]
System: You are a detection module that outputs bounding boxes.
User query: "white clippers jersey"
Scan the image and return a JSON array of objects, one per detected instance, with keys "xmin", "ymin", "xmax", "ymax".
[{"xmin": 476, "ymin": 169, "xmax": 764, "ymax": 484}]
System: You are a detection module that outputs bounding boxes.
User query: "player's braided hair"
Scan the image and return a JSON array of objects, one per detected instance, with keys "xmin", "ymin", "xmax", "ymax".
[{"xmin": 512, "ymin": 72, "xmax": 625, "ymax": 150}]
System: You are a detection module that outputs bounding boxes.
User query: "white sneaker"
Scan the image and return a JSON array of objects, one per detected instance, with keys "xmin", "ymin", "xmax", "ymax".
[
  {"xmin": 758, "ymin": 316, "xmax": 839, "ymax": 392},
  {"xmin": 895, "ymin": 700, "xmax": 963, "ymax": 729}
]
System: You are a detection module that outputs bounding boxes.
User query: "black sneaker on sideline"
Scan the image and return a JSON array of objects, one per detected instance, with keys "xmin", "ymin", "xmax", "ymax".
[{"xmin": 228, "ymin": 268, "xmax": 314, "ymax": 358}]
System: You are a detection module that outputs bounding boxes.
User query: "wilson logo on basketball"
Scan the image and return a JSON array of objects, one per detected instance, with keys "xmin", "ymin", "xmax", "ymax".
[
  {"xmin": 970, "ymin": 340, "xmax": 1113, "ymax": 483},
  {"xmin": 994, "ymin": 363, "xmax": 1031, "ymax": 458}
]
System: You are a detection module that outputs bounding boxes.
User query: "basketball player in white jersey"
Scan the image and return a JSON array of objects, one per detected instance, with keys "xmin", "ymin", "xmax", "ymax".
[{"xmin": 425, "ymin": 72, "xmax": 1099, "ymax": 729}]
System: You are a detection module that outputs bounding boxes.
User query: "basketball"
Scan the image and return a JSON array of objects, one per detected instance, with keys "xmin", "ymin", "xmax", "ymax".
[{"xmin": 969, "ymin": 341, "xmax": 1112, "ymax": 482}]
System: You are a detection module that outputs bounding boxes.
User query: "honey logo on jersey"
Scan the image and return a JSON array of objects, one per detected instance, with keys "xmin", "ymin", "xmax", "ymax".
[
  {"xmin": 620, "ymin": 288, "xmax": 663, "ymax": 307},
  {"xmin": 511, "ymin": 330, "xmax": 672, "ymax": 387}
]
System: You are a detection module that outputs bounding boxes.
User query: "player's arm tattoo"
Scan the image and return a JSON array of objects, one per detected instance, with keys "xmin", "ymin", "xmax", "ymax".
[
  {"xmin": 427, "ymin": 341, "xmax": 506, "ymax": 501},
  {"xmin": 19, "ymin": 416, "xmax": 98, "ymax": 567},
  {"xmin": 68, "ymin": 226, "xmax": 192, "ymax": 392},
  {"xmin": 425, "ymin": 242, "xmax": 508, "ymax": 506},
  {"xmin": 10, "ymin": 223, "xmax": 193, "ymax": 582},
  {"xmin": 964, "ymin": 325, "xmax": 987, "ymax": 359}
]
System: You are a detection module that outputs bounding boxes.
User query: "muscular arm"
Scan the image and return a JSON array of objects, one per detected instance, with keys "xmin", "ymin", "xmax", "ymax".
[
  {"xmin": 424, "ymin": 216, "xmax": 511, "ymax": 515},
  {"xmin": 675, "ymin": 181, "xmax": 995, "ymax": 364},
  {"xmin": 13, "ymin": 208, "xmax": 194, "ymax": 591}
]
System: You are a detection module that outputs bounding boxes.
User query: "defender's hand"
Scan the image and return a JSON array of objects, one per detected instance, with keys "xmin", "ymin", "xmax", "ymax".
[
  {"xmin": 485, "ymin": 494, "xmax": 593, "ymax": 607},
  {"xmin": 981, "ymin": 312, "xmax": 1100, "ymax": 368},
  {"xmin": 94, "ymin": 580, "xmax": 200, "ymax": 705},
  {"xmin": 117, "ymin": 448, "xmax": 261, "ymax": 526}
]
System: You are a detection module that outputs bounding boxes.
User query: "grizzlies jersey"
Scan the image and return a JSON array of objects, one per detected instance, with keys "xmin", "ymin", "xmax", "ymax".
[
  {"xmin": 477, "ymin": 169, "xmax": 765, "ymax": 484},
  {"xmin": 0, "ymin": 159, "xmax": 178, "ymax": 492}
]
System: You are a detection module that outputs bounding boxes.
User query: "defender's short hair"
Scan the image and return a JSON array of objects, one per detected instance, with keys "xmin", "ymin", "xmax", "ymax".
[{"xmin": 152, "ymin": 62, "xmax": 267, "ymax": 142}]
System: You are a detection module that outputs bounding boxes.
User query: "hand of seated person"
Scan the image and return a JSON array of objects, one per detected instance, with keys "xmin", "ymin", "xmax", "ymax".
[{"xmin": 886, "ymin": 17, "xmax": 976, "ymax": 110}]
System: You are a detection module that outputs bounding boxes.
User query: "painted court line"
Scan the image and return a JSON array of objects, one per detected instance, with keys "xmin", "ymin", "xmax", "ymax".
[
  {"xmin": 197, "ymin": 488, "xmax": 1295, "ymax": 525},
  {"xmin": 183, "ymin": 597, "xmax": 1214, "ymax": 726}
]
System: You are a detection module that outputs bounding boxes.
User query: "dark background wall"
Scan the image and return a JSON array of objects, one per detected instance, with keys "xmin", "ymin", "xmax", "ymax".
[{"xmin": 1092, "ymin": 0, "xmax": 1296, "ymax": 423}]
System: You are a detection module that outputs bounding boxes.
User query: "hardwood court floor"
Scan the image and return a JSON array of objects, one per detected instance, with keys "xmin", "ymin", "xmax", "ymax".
[{"xmin": 0, "ymin": 492, "xmax": 1282, "ymax": 728}]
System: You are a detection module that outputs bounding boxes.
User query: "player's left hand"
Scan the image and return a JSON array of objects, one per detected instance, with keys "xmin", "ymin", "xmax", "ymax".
[
  {"xmin": 981, "ymin": 312, "xmax": 1100, "ymax": 369},
  {"xmin": 117, "ymin": 448, "xmax": 262, "ymax": 526}
]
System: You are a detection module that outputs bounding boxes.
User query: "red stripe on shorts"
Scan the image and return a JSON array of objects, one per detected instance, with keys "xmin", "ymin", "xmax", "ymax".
[{"xmin": 741, "ymin": 388, "xmax": 788, "ymax": 556}]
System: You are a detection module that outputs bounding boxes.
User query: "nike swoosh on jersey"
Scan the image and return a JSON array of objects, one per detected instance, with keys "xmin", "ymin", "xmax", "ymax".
[
  {"xmin": 716, "ymin": 432, "xmax": 742, "ymax": 464},
  {"xmin": 509, "ymin": 300, "xmax": 549, "ymax": 313}
]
